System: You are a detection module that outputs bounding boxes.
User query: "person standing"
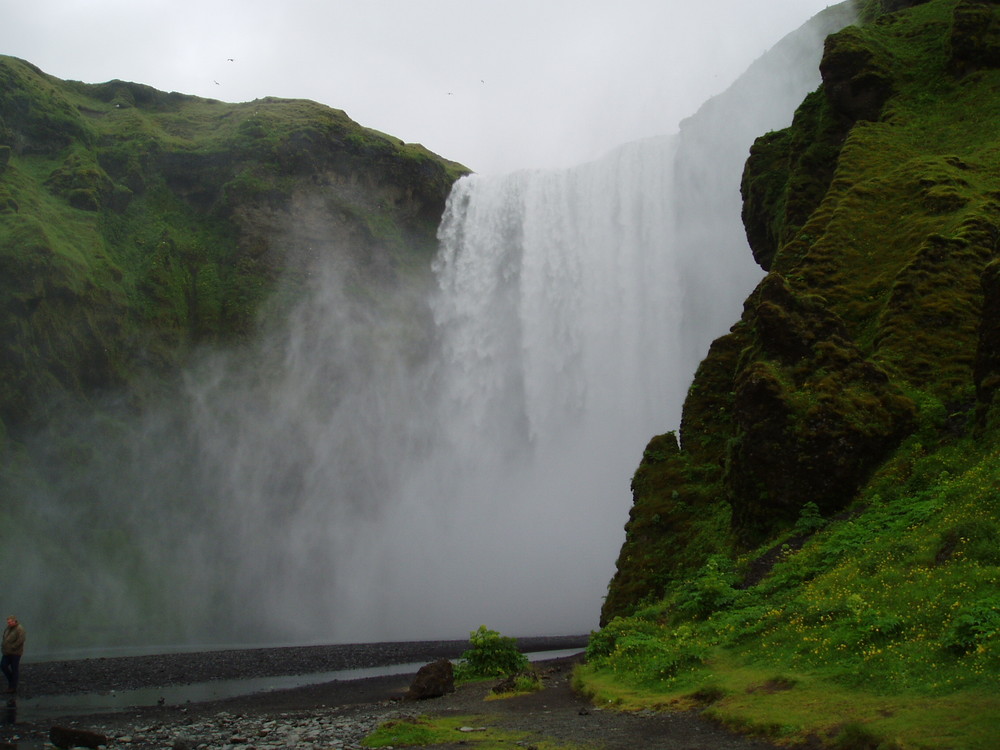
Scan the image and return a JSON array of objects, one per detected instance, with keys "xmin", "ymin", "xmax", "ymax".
[{"xmin": 1, "ymin": 616, "xmax": 25, "ymax": 694}]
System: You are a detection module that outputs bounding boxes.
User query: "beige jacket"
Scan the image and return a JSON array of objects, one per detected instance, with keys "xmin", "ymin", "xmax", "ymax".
[{"xmin": 2, "ymin": 624, "xmax": 25, "ymax": 656}]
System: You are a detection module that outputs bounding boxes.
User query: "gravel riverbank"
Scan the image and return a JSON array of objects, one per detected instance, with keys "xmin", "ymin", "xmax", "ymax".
[
  {"xmin": 0, "ymin": 637, "xmax": 778, "ymax": 749},
  {"xmin": 20, "ymin": 636, "xmax": 588, "ymax": 697}
]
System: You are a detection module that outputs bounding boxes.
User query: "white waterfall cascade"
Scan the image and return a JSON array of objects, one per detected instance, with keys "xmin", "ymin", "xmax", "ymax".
[
  {"xmin": 8, "ymin": 4, "xmax": 858, "ymax": 654},
  {"xmin": 151, "ymin": 133, "xmax": 744, "ymax": 646},
  {"xmin": 359, "ymin": 136, "xmax": 691, "ymax": 638},
  {"xmin": 229, "ymin": 2, "xmax": 854, "ymax": 641}
]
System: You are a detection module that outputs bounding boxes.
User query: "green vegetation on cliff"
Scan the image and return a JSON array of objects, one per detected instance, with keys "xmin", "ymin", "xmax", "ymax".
[
  {"xmin": 591, "ymin": 1, "xmax": 1000, "ymax": 747},
  {"xmin": 0, "ymin": 55, "xmax": 466, "ymax": 441}
]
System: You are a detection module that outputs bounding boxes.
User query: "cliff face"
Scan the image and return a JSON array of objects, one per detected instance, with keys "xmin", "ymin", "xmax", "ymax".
[
  {"xmin": 0, "ymin": 56, "xmax": 466, "ymax": 440},
  {"xmin": 602, "ymin": 0, "xmax": 1000, "ymax": 624}
]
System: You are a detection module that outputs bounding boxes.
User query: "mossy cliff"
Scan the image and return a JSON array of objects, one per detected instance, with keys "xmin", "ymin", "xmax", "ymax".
[
  {"xmin": 590, "ymin": 1, "xmax": 999, "ymax": 744},
  {"xmin": 603, "ymin": 0, "xmax": 1000, "ymax": 624},
  {"xmin": 0, "ymin": 55, "xmax": 466, "ymax": 441}
]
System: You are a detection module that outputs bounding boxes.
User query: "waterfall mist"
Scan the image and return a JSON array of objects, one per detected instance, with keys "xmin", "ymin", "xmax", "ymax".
[{"xmin": 4, "ymin": 5, "xmax": 855, "ymax": 656}]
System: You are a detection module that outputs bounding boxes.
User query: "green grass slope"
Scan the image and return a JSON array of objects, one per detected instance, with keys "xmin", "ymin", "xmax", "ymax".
[
  {"xmin": 588, "ymin": 1, "xmax": 1000, "ymax": 747},
  {"xmin": 0, "ymin": 56, "xmax": 466, "ymax": 442}
]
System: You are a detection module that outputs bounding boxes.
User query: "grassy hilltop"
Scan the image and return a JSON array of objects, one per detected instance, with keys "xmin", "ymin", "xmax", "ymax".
[
  {"xmin": 0, "ymin": 55, "xmax": 466, "ymax": 443},
  {"xmin": 587, "ymin": 0, "xmax": 1000, "ymax": 747}
]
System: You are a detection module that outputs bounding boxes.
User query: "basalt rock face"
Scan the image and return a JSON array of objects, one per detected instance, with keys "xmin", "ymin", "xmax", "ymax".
[
  {"xmin": 0, "ymin": 56, "xmax": 467, "ymax": 438},
  {"xmin": 725, "ymin": 274, "xmax": 916, "ymax": 542},
  {"xmin": 603, "ymin": 0, "xmax": 1000, "ymax": 624}
]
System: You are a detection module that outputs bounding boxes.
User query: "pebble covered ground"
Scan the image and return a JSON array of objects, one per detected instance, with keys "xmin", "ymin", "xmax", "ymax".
[
  {"xmin": 71, "ymin": 703, "xmax": 418, "ymax": 750},
  {"xmin": 0, "ymin": 638, "xmax": 779, "ymax": 749},
  {"xmin": 0, "ymin": 638, "xmax": 585, "ymax": 748}
]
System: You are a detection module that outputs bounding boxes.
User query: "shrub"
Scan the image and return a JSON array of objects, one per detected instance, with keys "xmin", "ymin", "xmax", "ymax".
[
  {"xmin": 793, "ymin": 501, "xmax": 827, "ymax": 535},
  {"xmin": 586, "ymin": 616, "xmax": 661, "ymax": 661},
  {"xmin": 613, "ymin": 626, "xmax": 707, "ymax": 685},
  {"xmin": 942, "ymin": 598, "xmax": 1000, "ymax": 655},
  {"xmin": 454, "ymin": 625, "xmax": 528, "ymax": 679},
  {"xmin": 674, "ymin": 555, "xmax": 737, "ymax": 620}
]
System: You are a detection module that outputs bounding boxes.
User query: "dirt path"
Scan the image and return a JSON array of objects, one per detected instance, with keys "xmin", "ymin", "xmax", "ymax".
[{"xmin": 409, "ymin": 656, "xmax": 780, "ymax": 750}]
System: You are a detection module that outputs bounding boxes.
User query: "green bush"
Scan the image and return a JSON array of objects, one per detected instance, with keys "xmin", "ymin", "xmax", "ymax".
[
  {"xmin": 674, "ymin": 555, "xmax": 737, "ymax": 620},
  {"xmin": 454, "ymin": 625, "xmax": 528, "ymax": 680},
  {"xmin": 587, "ymin": 615, "xmax": 661, "ymax": 661},
  {"xmin": 603, "ymin": 624, "xmax": 708, "ymax": 688},
  {"xmin": 793, "ymin": 502, "xmax": 827, "ymax": 535},
  {"xmin": 943, "ymin": 598, "xmax": 1000, "ymax": 655}
]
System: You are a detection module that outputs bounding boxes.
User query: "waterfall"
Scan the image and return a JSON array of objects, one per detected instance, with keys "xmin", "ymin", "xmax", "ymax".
[
  {"xmin": 4, "ymin": 5, "xmax": 856, "ymax": 654},
  {"xmin": 434, "ymin": 140, "xmax": 682, "ymax": 466},
  {"xmin": 369, "ymin": 137, "xmax": 688, "ymax": 638}
]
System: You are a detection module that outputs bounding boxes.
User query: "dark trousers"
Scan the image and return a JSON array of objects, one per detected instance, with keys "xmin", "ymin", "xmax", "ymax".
[{"xmin": 1, "ymin": 655, "xmax": 19, "ymax": 691}]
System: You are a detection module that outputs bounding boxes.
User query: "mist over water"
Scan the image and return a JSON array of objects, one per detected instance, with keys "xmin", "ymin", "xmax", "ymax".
[{"xmin": 6, "ymin": 7, "xmax": 855, "ymax": 656}]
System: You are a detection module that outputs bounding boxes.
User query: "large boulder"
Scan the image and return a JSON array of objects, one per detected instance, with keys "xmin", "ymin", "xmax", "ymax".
[
  {"xmin": 50, "ymin": 726, "xmax": 108, "ymax": 749},
  {"xmin": 404, "ymin": 659, "xmax": 455, "ymax": 700}
]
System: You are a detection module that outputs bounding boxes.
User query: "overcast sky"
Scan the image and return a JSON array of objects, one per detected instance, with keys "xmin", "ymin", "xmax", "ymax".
[{"xmin": 4, "ymin": 1, "xmax": 835, "ymax": 174}]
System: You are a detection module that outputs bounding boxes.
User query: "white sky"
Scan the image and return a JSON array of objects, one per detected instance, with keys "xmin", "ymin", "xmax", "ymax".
[{"xmin": 3, "ymin": 1, "xmax": 835, "ymax": 174}]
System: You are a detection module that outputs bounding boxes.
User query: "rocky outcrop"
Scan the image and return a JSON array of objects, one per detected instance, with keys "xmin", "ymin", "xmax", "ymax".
[
  {"xmin": 741, "ymin": 22, "xmax": 896, "ymax": 272},
  {"xmin": 726, "ymin": 275, "xmax": 916, "ymax": 541},
  {"xmin": 819, "ymin": 26, "xmax": 895, "ymax": 124}
]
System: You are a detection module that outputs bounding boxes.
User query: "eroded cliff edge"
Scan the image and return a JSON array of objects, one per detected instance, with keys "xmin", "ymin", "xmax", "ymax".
[{"xmin": 602, "ymin": 0, "xmax": 1000, "ymax": 623}]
